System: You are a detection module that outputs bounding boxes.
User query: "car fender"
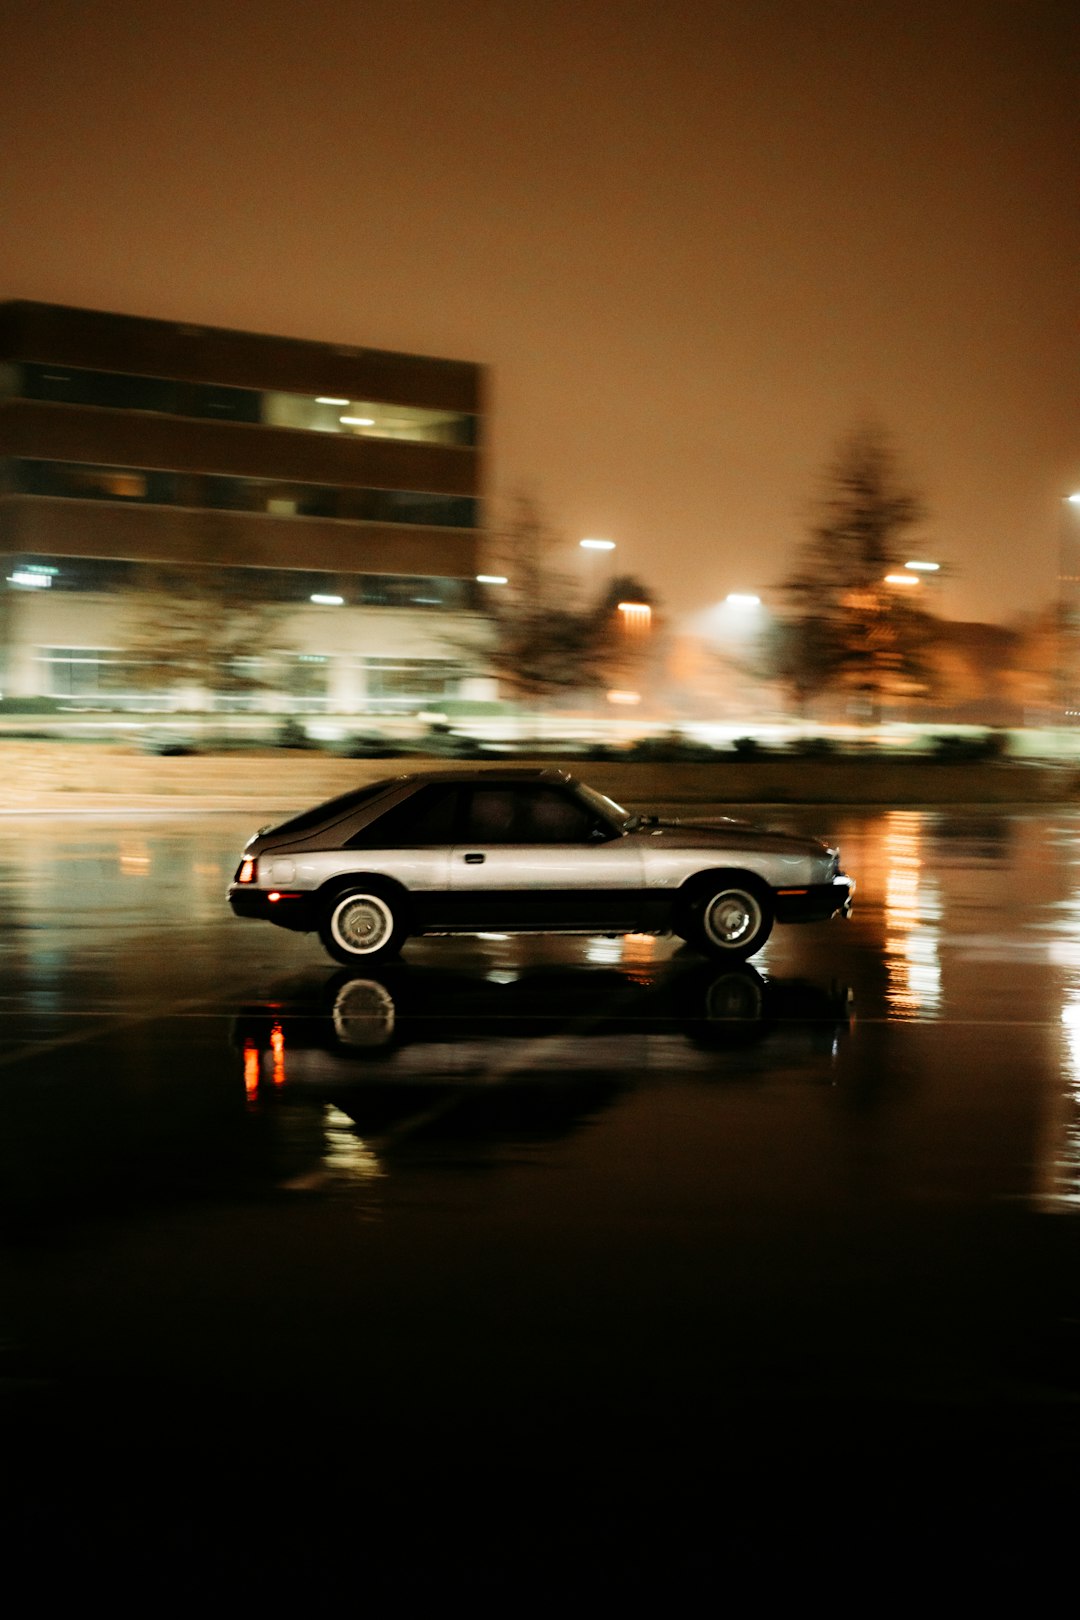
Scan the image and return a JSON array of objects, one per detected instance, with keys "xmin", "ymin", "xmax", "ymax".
[
  {"xmin": 313, "ymin": 870, "xmax": 414, "ymax": 914},
  {"xmin": 675, "ymin": 866, "xmax": 775, "ymax": 912}
]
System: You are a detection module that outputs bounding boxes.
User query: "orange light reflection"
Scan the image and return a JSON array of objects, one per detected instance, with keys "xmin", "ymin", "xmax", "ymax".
[
  {"xmin": 243, "ymin": 1041, "xmax": 260, "ymax": 1102},
  {"xmin": 882, "ymin": 810, "xmax": 941, "ymax": 1018},
  {"xmin": 270, "ymin": 1023, "xmax": 287, "ymax": 1087}
]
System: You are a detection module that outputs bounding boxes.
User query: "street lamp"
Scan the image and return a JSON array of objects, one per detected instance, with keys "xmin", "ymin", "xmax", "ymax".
[
  {"xmin": 1059, "ymin": 496, "xmax": 1080, "ymax": 722},
  {"xmin": 579, "ymin": 538, "xmax": 616, "ymax": 608},
  {"xmin": 617, "ymin": 601, "xmax": 652, "ymax": 631}
]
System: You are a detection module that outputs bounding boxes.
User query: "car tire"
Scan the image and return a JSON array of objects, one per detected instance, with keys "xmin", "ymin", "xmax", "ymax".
[
  {"xmin": 331, "ymin": 976, "xmax": 398, "ymax": 1049},
  {"xmin": 679, "ymin": 964, "xmax": 767, "ymax": 1049},
  {"xmin": 683, "ymin": 878, "xmax": 773, "ymax": 961},
  {"xmin": 318, "ymin": 886, "xmax": 409, "ymax": 965}
]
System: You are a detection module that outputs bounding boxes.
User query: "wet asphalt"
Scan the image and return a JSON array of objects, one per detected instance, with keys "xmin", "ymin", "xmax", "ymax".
[{"xmin": 2, "ymin": 805, "xmax": 1080, "ymax": 1596}]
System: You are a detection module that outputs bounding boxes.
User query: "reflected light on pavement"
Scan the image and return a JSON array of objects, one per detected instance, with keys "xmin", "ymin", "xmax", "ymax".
[
  {"xmin": 243, "ymin": 1040, "xmax": 260, "ymax": 1104},
  {"xmin": 882, "ymin": 811, "xmax": 941, "ymax": 1017},
  {"xmin": 585, "ymin": 934, "xmax": 657, "ymax": 970},
  {"xmin": 270, "ymin": 1022, "xmax": 287, "ymax": 1088},
  {"xmin": 1052, "ymin": 967, "xmax": 1080, "ymax": 1207},
  {"xmin": 622, "ymin": 933, "xmax": 656, "ymax": 971},
  {"xmin": 322, "ymin": 1105, "xmax": 385, "ymax": 1186}
]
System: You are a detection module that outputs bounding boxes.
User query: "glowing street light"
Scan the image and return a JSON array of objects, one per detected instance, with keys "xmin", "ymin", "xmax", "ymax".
[
  {"xmin": 884, "ymin": 573, "xmax": 920, "ymax": 588},
  {"xmin": 617, "ymin": 601, "xmax": 652, "ymax": 630},
  {"xmin": 904, "ymin": 560, "xmax": 940, "ymax": 572},
  {"xmin": 476, "ymin": 574, "xmax": 508, "ymax": 585},
  {"xmin": 725, "ymin": 592, "xmax": 761, "ymax": 610},
  {"xmin": 580, "ymin": 538, "xmax": 616, "ymax": 551}
]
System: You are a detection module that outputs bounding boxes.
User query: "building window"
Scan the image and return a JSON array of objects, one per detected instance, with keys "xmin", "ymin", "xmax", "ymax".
[
  {"xmin": 356, "ymin": 574, "xmax": 473, "ymax": 609},
  {"xmin": 10, "ymin": 460, "xmax": 477, "ymax": 529},
  {"xmin": 14, "ymin": 460, "xmax": 176, "ymax": 503},
  {"xmin": 362, "ymin": 657, "xmax": 460, "ymax": 709},
  {"xmin": 9, "ymin": 362, "xmax": 478, "ymax": 444},
  {"xmin": 367, "ymin": 490, "xmax": 477, "ymax": 528},
  {"xmin": 4, "ymin": 555, "xmax": 136, "ymax": 593},
  {"xmin": 3, "ymin": 555, "xmax": 477, "ymax": 611},
  {"xmin": 262, "ymin": 391, "xmax": 477, "ymax": 446},
  {"xmin": 36, "ymin": 647, "xmax": 150, "ymax": 698},
  {"xmin": 20, "ymin": 362, "xmax": 178, "ymax": 414},
  {"xmin": 266, "ymin": 653, "xmax": 331, "ymax": 712},
  {"xmin": 188, "ymin": 382, "xmax": 262, "ymax": 424}
]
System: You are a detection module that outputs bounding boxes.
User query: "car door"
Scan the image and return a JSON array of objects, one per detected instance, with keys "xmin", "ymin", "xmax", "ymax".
[
  {"xmin": 448, "ymin": 783, "xmax": 645, "ymax": 930},
  {"xmin": 340, "ymin": 782, "xmax": 461, "ymax": 905}
]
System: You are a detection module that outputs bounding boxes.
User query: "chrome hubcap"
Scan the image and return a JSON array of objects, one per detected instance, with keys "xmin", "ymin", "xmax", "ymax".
[
  {"xmin": 333, "ymin": 979, "xmax": 396, "ymax": 1046},
  {"xmin": 333, "ymin": 895, "xmax": 392, "ymax": 953},
  {"xmin": 704, "ymin": 972, "xmax": 764, "ymax": 1020},
  {"xmin": 704, "ymin": 891, "xmax": 759, "ymax": 946}
]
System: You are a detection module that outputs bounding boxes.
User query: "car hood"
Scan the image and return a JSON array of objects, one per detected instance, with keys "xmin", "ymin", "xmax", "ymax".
[{"xmin": 627, "ymin": 817, "xmax": 834, "ymax": 859}]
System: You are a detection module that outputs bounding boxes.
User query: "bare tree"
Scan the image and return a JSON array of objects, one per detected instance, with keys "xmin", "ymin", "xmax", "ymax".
[
  {"xmin": 452, "ymin": 492, "xmax": 617, "ymax": 705},
  {"xmin": 774, "ymin": 422, "xmax": 936, "ymax": 720},
  {"xmin": 120, "ymin": 520, "xmax": 291, "ymax": 707}
]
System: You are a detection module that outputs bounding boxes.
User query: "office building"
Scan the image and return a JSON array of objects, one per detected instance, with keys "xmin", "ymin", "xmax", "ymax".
[{"xmin": 0, "ymin": 301, "xmax": 489, "ymax": 713}]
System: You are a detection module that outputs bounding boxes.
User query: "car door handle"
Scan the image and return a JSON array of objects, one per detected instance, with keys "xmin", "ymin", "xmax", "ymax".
[{"xmin": 463, "ymin": 852, "xmax": 485, "ymax": 864}]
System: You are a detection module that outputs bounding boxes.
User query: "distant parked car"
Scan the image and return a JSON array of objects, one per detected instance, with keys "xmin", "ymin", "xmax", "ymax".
[{"xmin": 227, "ymin": 767, "xmax": 854, "ymax": 964}]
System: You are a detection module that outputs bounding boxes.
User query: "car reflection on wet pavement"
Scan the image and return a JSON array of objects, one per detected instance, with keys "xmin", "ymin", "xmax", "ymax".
[
  {"xmin": 234, "ymin": 960, "xmax": 852, "ymax": 1178},
  {"xmin": 2, "ymin": 807, "xmax": 1080, "ymax": 1596}
]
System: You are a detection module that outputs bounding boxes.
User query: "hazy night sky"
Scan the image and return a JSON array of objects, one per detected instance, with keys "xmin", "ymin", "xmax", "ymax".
[{"xmin": 2, "ymin": 0, "xmax": 1076, "ymax": 627}]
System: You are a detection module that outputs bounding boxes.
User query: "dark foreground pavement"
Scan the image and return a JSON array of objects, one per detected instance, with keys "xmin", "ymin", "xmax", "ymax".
[{"xmin": 3, "ymin": 807, "xmax": 1080, "ymax": 1597}]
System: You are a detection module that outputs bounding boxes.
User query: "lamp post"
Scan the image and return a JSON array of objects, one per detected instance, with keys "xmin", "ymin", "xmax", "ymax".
[
  {"xmin": 1059, "ymin": 497, "xmax": 1080, "ymax": 726},
  {"xmin": 579, "ymin": 537, "xmax": 615, "ymax": 607}
]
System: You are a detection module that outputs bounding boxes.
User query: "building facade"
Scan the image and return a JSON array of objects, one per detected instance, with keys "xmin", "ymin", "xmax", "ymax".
[{"xmin": 0, "ymin": 301, "xmax": 490, "ymax": 713}]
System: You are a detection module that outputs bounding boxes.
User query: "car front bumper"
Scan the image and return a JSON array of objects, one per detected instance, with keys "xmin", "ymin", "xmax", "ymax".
[{"xmin": 773, "ymin": 875, "xmax": 854, "ymax": 924}]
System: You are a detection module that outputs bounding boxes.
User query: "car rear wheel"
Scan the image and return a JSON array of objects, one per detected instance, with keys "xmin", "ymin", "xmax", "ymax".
[
  {"xmin": 684, "ymin": 880, "xmax": 773, "ymax": 961},
  {"xmin": 319, "ymin": 888, "xmax": 408, "ymax": 965}
]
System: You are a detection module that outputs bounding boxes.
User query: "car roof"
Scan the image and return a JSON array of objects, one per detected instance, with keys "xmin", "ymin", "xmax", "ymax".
[{"xmin": 395, "ymin": 767, "xmax": 577, "ymax": 787}]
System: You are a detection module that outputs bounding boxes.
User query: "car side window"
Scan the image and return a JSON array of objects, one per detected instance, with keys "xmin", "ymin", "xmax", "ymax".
[
  {"xmin": 520, "ymin": 788, "xmax": 599, "ymax": 843},
  {"xmin": 462, "ymin": 786, "xmax": 601, "ymax": 845},
  {"xmin": 462, "ymin": 788, "xmax": 518, "ymax": 844},
  {"xmin": 346, "ymin": 785, "xmax": 461, "ymax": 847}
]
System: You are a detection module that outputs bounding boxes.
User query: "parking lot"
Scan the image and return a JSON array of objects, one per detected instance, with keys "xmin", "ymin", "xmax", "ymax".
[{"xmin": 3, "ymin": 805, "xmax": 1080, "ymax": 1594}]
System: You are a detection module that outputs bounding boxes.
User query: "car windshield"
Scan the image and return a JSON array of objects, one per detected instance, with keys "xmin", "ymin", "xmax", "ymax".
[{"xmin": 576, "ymin": 782, "xmax": 632, "ymax": 831}]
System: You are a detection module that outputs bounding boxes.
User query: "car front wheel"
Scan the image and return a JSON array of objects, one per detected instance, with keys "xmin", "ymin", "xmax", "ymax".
[
  {"xmin": 319, "ymin": 888, "xmax": 408, "ymax": 964},
  {"xmin": 685, "ymin": 881, "xmax": 773, "ymax": 961}
]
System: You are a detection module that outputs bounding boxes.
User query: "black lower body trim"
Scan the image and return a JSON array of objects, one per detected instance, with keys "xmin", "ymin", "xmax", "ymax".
[{"xmin": 773, "ymin": 879, "xmax": 854, "ymax": 924}]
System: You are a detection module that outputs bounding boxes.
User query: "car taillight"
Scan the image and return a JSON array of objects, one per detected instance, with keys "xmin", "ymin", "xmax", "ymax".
[{"xmin": 237, "ymin": 857, "xmax": 256, "ymax": 884}]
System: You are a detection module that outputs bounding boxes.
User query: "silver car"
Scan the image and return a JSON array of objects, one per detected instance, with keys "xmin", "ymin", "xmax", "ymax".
[{"xmin": 227, "ymin": 767, "xmax": 854, "ymax": 964}]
